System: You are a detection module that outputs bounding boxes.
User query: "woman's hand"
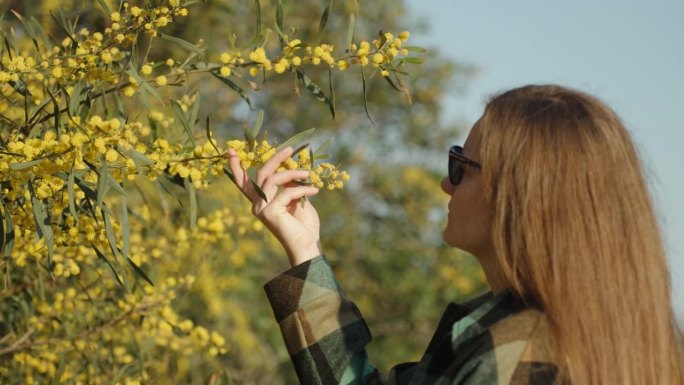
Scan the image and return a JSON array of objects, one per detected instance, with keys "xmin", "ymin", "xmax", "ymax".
[{"xmin": 227, "ymin": 147, "xmax": 321, "ymax": 267}]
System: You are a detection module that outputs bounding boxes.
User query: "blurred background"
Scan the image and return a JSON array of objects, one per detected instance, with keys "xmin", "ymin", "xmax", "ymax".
[{"xmin": 405, "ymin": 0, "xmax": 684, "ymax": 325}]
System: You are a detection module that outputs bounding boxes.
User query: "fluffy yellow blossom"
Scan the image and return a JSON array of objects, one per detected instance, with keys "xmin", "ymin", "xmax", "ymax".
[
  {"xmin": 219, "ymin": 66, "xmax": 231, "ymax": 77},
  {"xmin": 110, "ymin": 12, "xmax": 121, "ymax": 22},
  {"xmin": 141, "ymin": 64, "xmax": 153, "ymax": 75},
  {"xmin": 155, "ymin": 75, "xmax": 168, "ymax": 86}
]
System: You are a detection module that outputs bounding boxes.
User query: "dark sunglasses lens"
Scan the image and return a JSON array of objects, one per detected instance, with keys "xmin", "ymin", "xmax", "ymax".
[{"xmin": 449, "ymin": 157, "xmax": 464, "ymax": 185}]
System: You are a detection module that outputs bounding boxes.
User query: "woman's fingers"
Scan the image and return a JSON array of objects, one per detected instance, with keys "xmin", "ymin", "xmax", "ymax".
[
  {"xmin": 259, "ymin": 169, "xmax": 311, "ymax": 199},
  {"xmin": 256, "ymin": 147, "xmax": 294, "ymax": 186},
  {"xmin": 227, "ymin": 148, "xmax": 256, "ymax": 201},
  {"xmin": 258, "ymin": 185, "xmax": 320, "ymax": 220}
]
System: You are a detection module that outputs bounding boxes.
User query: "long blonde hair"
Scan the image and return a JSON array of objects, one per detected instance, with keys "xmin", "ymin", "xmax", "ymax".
[{"xmin": 478, "ymin": 85, "xmax": 683, "ymax": 385}]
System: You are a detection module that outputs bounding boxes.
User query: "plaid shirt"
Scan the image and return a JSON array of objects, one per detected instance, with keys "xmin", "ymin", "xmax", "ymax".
[{"xmin": 265, "ymin": 256, "xmax": 567, "ymax": 385}]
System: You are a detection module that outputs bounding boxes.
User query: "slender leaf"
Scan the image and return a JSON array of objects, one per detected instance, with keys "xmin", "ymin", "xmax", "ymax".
[
  {"xmin": 68, "ymin": 80, "xmax": 84, "ymax": 117},
  {"xmin": 313, "ymin": 137, "xmax": 334, "ymax": 158},
  {"xmin": 250, "ymin": 179, "xmax": 268, "ymax": 202},
  {"xmin": 223, "ymin": 167, "xmax": 237, "ymax": 184},
  {"xmin": 96, "ymin": 158, "xmax": 110, "ymax": 210},
  {"xmin": 276, "ymin": 0, "xmax": 284, "ymax": 47},
  {"xmin": 402, "ymin": 45, "xmax": 427, "ymax": 53},
  {"xmin": 68, "ymin": 166, "xmax": 78, "ymax": 221},
  {"xmin": 158, "ymin": 33, "xmax": 204, "ymax": 55},
  {"xmin": 121, "ymin": 195, "xmax": 130, "ymax": 262},
  {"xmin": 210, "ymin": 72, "xmax": 253, "ymax": 110},
  {"xmin": 276, "ymin": 127, "xmax": 316, "ymax": 151},
  {"xmin": 95, "ymin": 0, "xmax": 112, "ymax": 17},
  {"xmin": 172, "ymin": 100, "xmax": 196, "ymax": 146},
  {"xmin": 74, "ymin": 177, "xmax": 98, "ymax": 202},
  {"xmin": 399, "ymin": 78, "xmax": 413, "ymax": 105},
  {"xmin": 253, "ymin": 0, "xmax": 262, "ymax": 37},
  {"xmin": 102, "ymin": 208, "xmax": 130, "ymax": 291},
  {"xmin": 1, "ymin": 194, "xmax": 15, "ymax": 260},
  {"xmin": 318, "ymin": 1, "xmax": 333, "ymax": 37},
  {"xmin": 398, "ymin": 57, "xmax": 424, "ymax": 65},
  {"xmin": 28, "ymin": 179, "xmax": 54, "ymax": 267},
  {"xmin": 251, "ymin": 110, "xmax": 264, "ymax": 142},
  {"xmin": 10, "ymin": 11, "xmax": 39, "ymax": 53},
  {"xmin": 296, "ymin": 70, "xmax": 335, "ymax": 119},
  {"xmin": 9, "ymin": 159, "xmax": 43, "ymax": 171},
  {"xmin": 291, "ymin": 143, "xmax": 309, "ymax": 158},
  {"xmin": 383, "ymin": 74, "xmax": 403, "ymax": 92},
  {"xmin": 360, "ymin": 66, "xmax": 375, "ymax": 126},
  {"xmin": 126, "ymin": 257, "xmax": 154, "ymax": 286},
  {"xmin": 328, "ymin": 68, "xmax": 336, "ymax": 119},
  {"xmin": 28, "ymin": 97, "xmax": 51, "ymax": 124},
  {"xmin": 92, "ymin": 243, "xmax": 123, "ymax": 287},
  {"xmin": 184, "ymin": 178, "xmax": 198, "ymax": 230},
  {"xmin": 347, "ymin": 12, "xmax": 356, "ymax": 49},
  {"xmin": 189, "ymin": 93, "xmax": 201, "ymax": 129},
  {"xmin": 206, "ymin": 116, "xmax": 221, "ymax": 155}
]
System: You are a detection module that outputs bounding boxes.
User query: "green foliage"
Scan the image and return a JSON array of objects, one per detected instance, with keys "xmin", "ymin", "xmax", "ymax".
[{"xmin": 0, "ymin": 0, "xmax": 484, "ymax": 383}]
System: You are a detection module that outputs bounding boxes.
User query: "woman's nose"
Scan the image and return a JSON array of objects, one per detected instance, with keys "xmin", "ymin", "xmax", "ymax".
[{"xmin": 440, "ymin": 177, "xmax": 456, "ymax": 195}]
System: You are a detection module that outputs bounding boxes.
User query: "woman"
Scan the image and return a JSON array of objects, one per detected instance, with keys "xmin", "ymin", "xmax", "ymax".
[{"xmin": 228, "ymin": 85, "xmax": 684, "ymax": 385}]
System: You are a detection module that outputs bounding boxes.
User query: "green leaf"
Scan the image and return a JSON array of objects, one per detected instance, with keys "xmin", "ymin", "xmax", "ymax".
[
  {"xmin": 328, "ymin": 68, "xmax": 336, "ymax": 119},
  {"xmin": 251, "ymin": 110, "xmax": 264, "ymax": 141},
  {"xmin": 398, "ymin": 57, "xmax": 424, "ymax": 65},
  {"xmin": 210, "ymin": 72, "xmax": 253, "ymax": 110},
  {"xmin": 9, "ymin": 159, "xmax": 43, "ymax": 171},
  {"xmin": 276, "ymin": 127, "xmax": 317, "ymax": 151},
  {"xmin": 126, "ymin": 257, "xmax": 154, "ymax": 286},
  {"xmin": 68, "ymin": 166, "xmax": 78, "ymax": 221},
  {"xmin": 10, "ymin": 10, "xmax": 39, "ymax": 53},
  {"xmin": 250, "ymin": 179, "xmax": 268, "ymax": 202},
  {"xmin": 318, "ymin": 1, "xmax": 333, "ymax": 37},
  {"xmin": 172, "ymin": 100, "xmax": 196, "ymax": 147},
  {"xmin": 158, "ymin": 33, "xmax": 204, "ymax": 55},
  {"xmin": 92, "ymin": 243, "xmax": 123, "ymax": 287},
  {"xmin": 96, "ymin": 158, "xmax": 110, "ymax": 210},
  {"xmin": 402, "ymin": 45, "xmax": 427, "ymax": 53},
  {"xmin": 95, "ymin": 0, "xmax": 112, "ymax": 17},
  {"xmin": 313, "ymin": 137, "xmax": 334, "ymax": 158},
  {"xmin": 103, "ymin": 208, "xmax": 130, "ymax": 291},
  {"xmin": 206, "ymin": 116, "xmax": 222, "ymax": 155},
  {"xmin": 28, "ymin": 179, "xmax": 54, "ymax": 267},
  {"xmin": 360, "ymin": 66, "xmax": 375, "ymax": 126},
  {"xmin": 383, "ymin": 73, "xmax": 403, "ymax": 92},
  {"xmin": 28, "ymin": 97, "xmax": 51, "ymax": 125},
  {"xmin": 68, "ymin": 80, "xmax": 84, "ymax": 117},
  {"xmin": 276, "ymin": 0, "xmax": 284, "ymax": 47},
  {"xmin": 1, "ymin": 194, "xmax": 15, "ymax": 260},
  {"xmin": 296, "ymin": 70, "xmax": 335, "ymax": 119},
  {"xmin": 189, "ymin": 93, "xmax": 201, "ymax": 129},
  {"xmin": 253, "ymin": 0, "xmax": 262, "ymax": 37},
  {"xmin": 346, "ymin": 13, "xmax": 356, "ymax": 51},
  {"xmin": 223, "ymin": 167, "xmax": 237, "ymax": 185},
  {"xmin": 184, "ymin": 178, "xmax": 197, "ymax": 230},
  {"xmin": 121, "ymin": 195, "xmax": 130, "ymax": 262}
]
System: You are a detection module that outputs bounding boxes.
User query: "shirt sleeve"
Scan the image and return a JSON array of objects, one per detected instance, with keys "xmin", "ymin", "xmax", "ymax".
[{"xmin": 264, "ymin": 255, "xmax": 385, "ymax": 385}]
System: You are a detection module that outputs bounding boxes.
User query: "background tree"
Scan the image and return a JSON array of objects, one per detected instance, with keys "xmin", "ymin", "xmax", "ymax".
[{"xmin": 0, "ymin": 0, "xmax": 484, "ymax": 383}]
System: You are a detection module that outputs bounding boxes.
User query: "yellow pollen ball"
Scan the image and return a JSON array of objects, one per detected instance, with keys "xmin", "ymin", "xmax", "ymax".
[{"xmin": 155, "ymin": 75, "xmax": 168, "ymax": 86}]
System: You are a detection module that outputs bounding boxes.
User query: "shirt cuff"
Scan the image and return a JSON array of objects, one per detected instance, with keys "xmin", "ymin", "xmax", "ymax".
[{"xmin": 264, "ymin": 255, "xmax": 342, "ymax": 321}]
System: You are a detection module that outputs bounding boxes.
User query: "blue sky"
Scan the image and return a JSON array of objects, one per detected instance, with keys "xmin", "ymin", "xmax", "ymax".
[{"xmin": 404, "ymin": 0, "xmax": 684, "ymax": 322}]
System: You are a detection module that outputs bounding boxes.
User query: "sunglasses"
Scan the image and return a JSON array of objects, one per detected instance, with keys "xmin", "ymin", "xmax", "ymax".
[{"xmin": 448, "ymin": 145, "xmax": 481, "ymax": 185}]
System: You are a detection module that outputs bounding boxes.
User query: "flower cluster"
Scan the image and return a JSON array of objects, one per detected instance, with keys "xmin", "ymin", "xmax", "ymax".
[
  {"xmin": 215, "ymin": 30, "xmax": 412, "ymax": 80},
  {"xmin": 227, "ymin": 139, "xmax": 350, "ymax": 190}
]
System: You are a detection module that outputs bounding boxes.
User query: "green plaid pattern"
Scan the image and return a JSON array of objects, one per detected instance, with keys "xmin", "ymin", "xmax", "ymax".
[{"xmin": 265, "ymin": 256, "xmax": 567, "ymax": 385}]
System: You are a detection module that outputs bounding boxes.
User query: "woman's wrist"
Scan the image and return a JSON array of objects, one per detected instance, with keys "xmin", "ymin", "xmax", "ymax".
[{"xmin": 287, "ymin": 243, "xmax": 322, "ymax": 267}]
